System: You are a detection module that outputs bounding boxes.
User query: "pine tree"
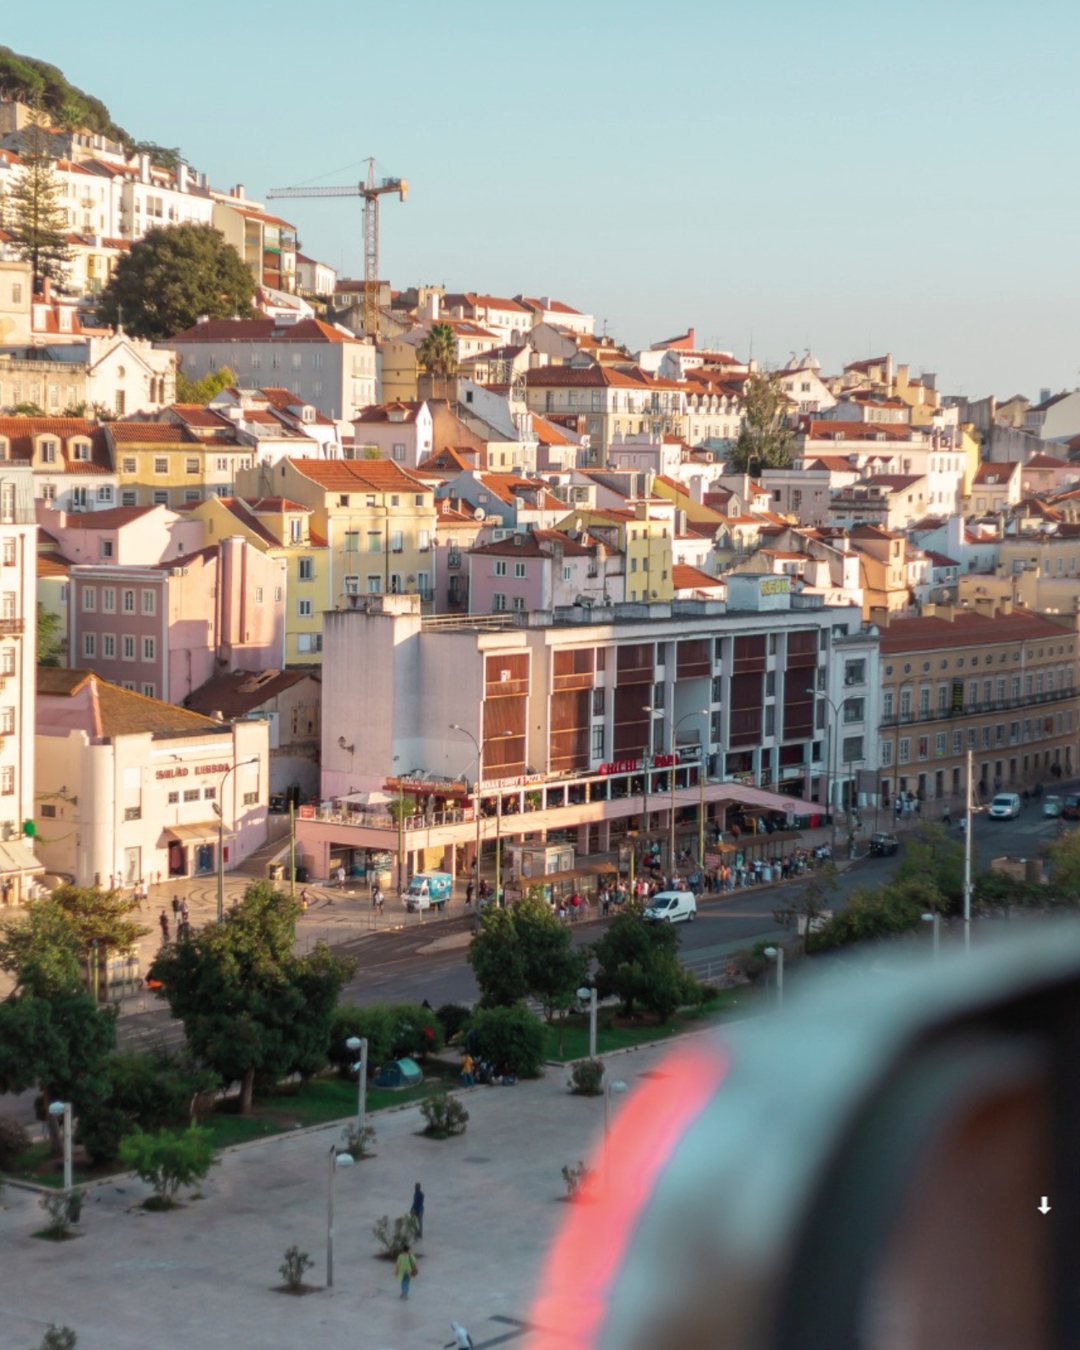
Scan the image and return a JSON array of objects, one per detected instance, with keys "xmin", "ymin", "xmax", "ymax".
[{"xmin": 7, "ymin": 104, "xmax": 72, "ymax": 293}]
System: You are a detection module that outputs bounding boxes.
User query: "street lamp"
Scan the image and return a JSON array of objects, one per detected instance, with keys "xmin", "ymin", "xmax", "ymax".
[
  {"xmin": 764, "ymin": 945, "xmax": 785, "ymax": 1008},
  {"xmin": 48, "ymin": 1100, "xmax": 72, "ymax": 1192},
  {"xmin": 345, "ymin": 1035, "xmax": 368, "ymax": 1133},
  {"xmin": 807, "ymin": 687, "xmax": 845, "ymax": 857},
  {"xmin": 603, "ymin": 1077, "xmax": 628, "ymax": 1188},
  {"xmin": 644, "ymin": 706, "xmax": 710, "ymax": 872},
  {"xmin": 326, "ymin": 1145, "xmax": 355, "ymax": 1288},
  {"xmin": 921, "ymin": 911, "xmax": 941, "ymax": 960},
  {"xmin": 450, "ymin": 725, "xmax": 512, "ymax": 901},
  {"xmin": 216, "ymin": 757, "xmax": 260, "ymax": 922},
  {"xmin": 577, "ymin": 984, "xmax": 597, "ymax": 1060}
]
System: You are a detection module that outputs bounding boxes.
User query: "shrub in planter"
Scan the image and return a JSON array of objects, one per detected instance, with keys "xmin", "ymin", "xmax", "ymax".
[
  {"xmin": 279, "ymin": 1245, "xmax": 315, "ymax": 1292},
  {"xmin": 0, "ymin": 1115, "xmax": 31, "ymax": 1169},
  {"xmin": 372, "ymin": 1212, "xmax": 420, "ymax": 1258},
  {"xmin": 467, "ymin": 1005, "xmax": 546, "ymax": 1078},
  {"xmin": 39, "ymin": 1327, "xmax": 77, "ymax": 1350},
  {"xmin": 568, "ymin": 1059, "xmax": 605, "ymax": 1096},
  {"xmin": 341, "ymin": 1121, "xmax": 376, "ymax": 1159},
  {"xmin": 38, "ymin": 1192, "xmax": 74, "ymax": 1240},
  {"xmin": 561, "ymin": 1160, "xmax": 593, "ymax": 1198},
  {"xmin": 419, "ymin": 1092, "xmax": 469, "ymax": 1137},
  {"xmin": 117, "ymin": 1125, "xmax": 217, "ymax": 1209}
]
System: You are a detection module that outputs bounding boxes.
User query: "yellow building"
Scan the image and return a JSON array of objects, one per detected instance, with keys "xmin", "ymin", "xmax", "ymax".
[
  {"xmin": 379, "ymin": 337, "xmax": 420, "ymax": 402},
  {"xmin": 185, "ymin": 495, "xmax": 329, "ymax": 664},
  {"xmin": 236, "ymin": 458, "xmax": 439, "ymax": 610},
  {"xmin": 557, "ymin": 499, "xmax": 674, "ymax": 603},
  {"xmin": 848, "ymin": 525, "xmax": 910, "ymax": 621},
  {"xmin": 106, "ymin": 422, "xmax": 254, "ymax": 508}
]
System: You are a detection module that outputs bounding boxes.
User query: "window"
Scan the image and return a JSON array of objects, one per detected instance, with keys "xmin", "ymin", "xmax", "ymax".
[
  {"xmin": 167, "ymin": 790, "xmax": 179, "ymax": 805},
  {"xmin": 153, "ymin": 457, "xmax": 168, "ymax": 475},
  {"xmin": 183, "ymin": 788, "xmax": 200, "ymax": 802},
  {"xmin": 142, "ymin": 590, "xmax": 156, "ymax": 616},
  {"xmin": 123, "ymin": 589, "xmax": 135, "ymax": 613},
  {"xmin": 344, "ymin": 575, "xmax": 360, "ymax": 596},
  {"xmin": 102, "ymin": 587, "xmax": 115, "ymax": 612},
  {"xmin": 937, "ymin": 684, "xmax": 948, "ymax": 713},
  {"xmin": 298, "ymin": 598, "xmax": 313, "ymax": 617},
  {"xmin": 0, "ymin": 538, "xmax": 12, "ymax": 566},
  {"xmin": 254, "ymin": 587, "xmax": 264, "ymax": 604},
  {"xmin": 367, "ymin": 531, "xmax": 382, "ymax": 554},
  {"xmin": 274, "ymin": 587, "xmax": 283, "ymax": 603},
  {"xmin": 390, "ymin": 531, "xmax": 403, "ymax": 553},
  {"xmin": 185, "ymin": 457, "xmax": 199, "ymax": 474},
  {"xmin": 899, "ymin": 738, "xmax": 910, "ymax": 764},
  {"xmin": 881, "ymin": 740, "xmax": 893, "ymax": 767},
  {"xmin": 844, "ymin": 698, "xmax": 865, "ymax": 722},
  {"xmin": 122, "ymin": 457, "xmax": 137, "ymax": 474},
  {"xmin": 418, "ymin": 530, "xmax": 431, "ymax": 552},
  {"xmin": 765, "ymin": 704, "xmax": 776, "ymax": 736},
  {"xmin": 844, "ymin": 659, "xmax": 865, "ymax": 685},
  {"xmin": 204, "ymin": 786, "xmax": 216, "ymax": 801},
  {"xmin": 344, "ymin": 531, "xmax": 359, "ymax": 553},
  {"xmin": 297, "ymin": 633, "xmax": 322, "ymax": 653},
  {"xmin": 392, "ymin": 443, "xmax": 405, "ymax": 462},
  {"xmin": 102, "ymin": 634, "xmax": 115, "ymax": 658},
  {"xmin": 40, "ymin": 440, "xmax": 58, "ymax": 464},
  {"xmin": 243, "ymin": 791, "xmax": 258, "ymax": 806},
  {"xmin": 936, "ymin": 731, "xmax": 947, "ymax": 757},
  {"xmin": 153, "ymin": 491, "xmax": 168, "ymax": 505},
  {"xmin": 82, "ymin": 587, "xmax": 96, "ymax": 611},
  {"xmin": 919, "ymin": 687, "xmax": 931, "ymax": 715},
  {"xmin": 1, "ymin": 648, "xmax": 13, "ymax": 676},
  {"xmin": 141, "ymin": 683, "xmax": 156, "ymax": 698},
  {"xmin": 216, "ymin": 458, "xmax": 228, "ymax": 472},
  {"xmin": 883, "ymin": 690, "xmax": 894, "ymax": 718},
  {"xmin": 591, "ymin": 725, "xmax": 605, "ymax": 759},
  {"xmin": 512, "ymin": 595, "xmax": 525, "ymax": 611},
  {"xmin": 1, "ymin": 766, "xmax": 14, "ymax": 794},
  {"xmin": 900, "ymin": 689, "xmax": 912, "ymax": 718},
  {"xmin": 142, "ymin": 636, "xmax": 155, "ymax": 661},
  {"xmin": 83, "ymin": 633, "xmax": 96, "ymax": 657},
  {"xmin": 842, "ymin": 736, "xmax": 864, "ymax": 763},
  {"xmin": 0, "ymin": 707, "xmax": 13, "ymax": 735},
  {"xmin": 493, "ymin": 593, "xmax": 507, "ymax": 612},
  {"xmin": 299, "ymin": 557, "xmax": 314, "ymax": 581},
  {"xmin": 40, "ymin": 803, "xmax": 57, "ymax": 818},
  {"xmin": 514, "ymin": 561, "xmax": 526, "ymax": 579},
  {"xmin": 121, "ymin": 490, "xmax": 137, "ymax": 507},
  {"xmin": 122, "ymin": 635, "xmax": 135, "ymax": 660}
]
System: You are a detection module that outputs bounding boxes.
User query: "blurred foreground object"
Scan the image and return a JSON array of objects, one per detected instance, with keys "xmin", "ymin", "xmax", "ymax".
[{"xmin": 530, "ymin": 922, "xmax": 1080, "ymax": 1350}]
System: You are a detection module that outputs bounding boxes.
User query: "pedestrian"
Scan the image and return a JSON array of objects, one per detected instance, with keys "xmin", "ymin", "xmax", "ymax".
[
  {"xmin": 410, "ymin": 1181, "xmax": 425, "ymax": 1239},
  {"xmin": 396, "ymin": 1241, "xmax": 418, "ymax": 1300},
  {"xmin": 336, "ymin": 864, "xmax": 346, "ymax": 889},
  {"xmin": 299, "ymin": 888, "xmax": 309, "ymax": 912},
  {"xmin": 465, "ymin": 881, "xmax": 475, "ymax": 908},
  {"xmin": 159, "ymin": 910, "xmax": 170, "ymax": 943},
  {"xmin": 171, "ymin": 894, "xmax": 180, "ymax": 919},
  {"xmin": 180, "ymin": 898, "xmax": 189, "ymax": 924},
  {"xmin": 461, "ymin": 1052, "xmax": 475, "ymax": 1086},
  {"xmin": 372, "ymin": 884, "xmax": 382, "ymax": 911},
  {"xmin": 943, "ymin": 805, "xmax": 951, "ymax": 826},
  {"xmin": 375, "ymin": 891, "xmax": 384, "ymax": 916}
]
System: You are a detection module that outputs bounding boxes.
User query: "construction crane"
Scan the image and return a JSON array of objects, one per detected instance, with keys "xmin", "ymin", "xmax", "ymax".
[{"xmin": 268, "ymin": 157, "xmax": 408, "ymax": 339}]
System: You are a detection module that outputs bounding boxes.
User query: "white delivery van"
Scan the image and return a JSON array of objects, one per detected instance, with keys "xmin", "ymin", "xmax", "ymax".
[{"xmin": 642, "ymin": 890, "xmax": 697, "ymax": 924}]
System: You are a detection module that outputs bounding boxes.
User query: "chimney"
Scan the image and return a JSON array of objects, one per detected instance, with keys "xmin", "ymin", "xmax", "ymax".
[
  {"xmin": 999, "ymin": 596, "xmax": 1014, "ymax": 617},
  {"xmin": 687, "ymin": 327, "xmax": 695, "ymax": 349},
  {"xmin": 177, "ymin": 162, "xmax": 189, "ymax": 193},
  {"xmin": 234, "ymin": 183, "xmax": 245, "ymax": 200},
  {"xmin": 1040, "ymin": 388, "xmax": 1052, "ymax": 406},
  {"xmin": 540, "ymin": 296, "xmax": 551, "ymax": 309},
  {"xmin": 423, "ymin": 292, "xmax": 440, "ymax": 322},
  {"xmin": 138, "ymin": 152, "xmax": 151, "ymax": 183}
]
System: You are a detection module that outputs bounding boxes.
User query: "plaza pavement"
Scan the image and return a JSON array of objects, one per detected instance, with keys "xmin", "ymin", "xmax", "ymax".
[{"xmin": 0, "ymin": 1032, "xmax": 700, "ymax": 1350}]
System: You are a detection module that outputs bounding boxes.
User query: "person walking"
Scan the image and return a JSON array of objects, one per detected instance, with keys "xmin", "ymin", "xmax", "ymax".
[
  {"xmin": 396, "ymin": 1241, "xmax": 418, "ymax": 1300},
  {"xmin": 158, "ymin": 910, "xmax": 170, "ymax": 943},
  {"xmin": 171, "ymin": 894, "xmax": 180, "ymax": 921},
  {"xmin": 410, "ymin": 1181, "xmax": 425, "ymax": 1239}
]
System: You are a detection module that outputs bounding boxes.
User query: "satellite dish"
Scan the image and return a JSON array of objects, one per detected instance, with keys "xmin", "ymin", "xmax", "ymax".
[{"xmin": 473, "ymin": 507, "xmax": 486, "ymax": 521}]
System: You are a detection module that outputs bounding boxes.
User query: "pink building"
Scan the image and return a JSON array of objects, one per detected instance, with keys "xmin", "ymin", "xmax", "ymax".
[
  {"xmin": 36, "ymin": 502, "xmax": 204, "ymax": 567},
  {"xmin": 467, "ymin": 530, "xmax": 619, "ymax": 614},
  {"xmin": 351, "ymin": 401, "xmax": 434, "ymax": 468},
  {"xmin": 68, "ymin": 536, "xmax": 287, "ymax": 704}
]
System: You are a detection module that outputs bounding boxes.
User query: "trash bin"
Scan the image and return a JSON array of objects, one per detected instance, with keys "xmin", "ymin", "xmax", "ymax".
[{"xmin": 269, "ymin": 863, "xmax": 284, "ymax": 881}]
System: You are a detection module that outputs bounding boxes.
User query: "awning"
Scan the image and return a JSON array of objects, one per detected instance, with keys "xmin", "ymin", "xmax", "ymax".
[
  {"xmin": 164, "ymin": 822, "xmax": 234, "ymax": 846},
  {"xmin": 0, "ymin": 840, "xmax": 45, "ymax": 875},
  {"xmin": 338, "ymin": 790, "xmax": 394, "ymax": 807},
  {"xmin": 714, "ymin": 783, "xmax": 821, "ymax": 815}
]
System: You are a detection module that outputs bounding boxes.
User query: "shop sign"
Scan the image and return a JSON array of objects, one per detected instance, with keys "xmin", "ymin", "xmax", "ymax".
[
  {"xmin": 484, "ymin": 773, "xmax": 546, "ymax": 790},
  {"xmin": 599, "ymin": 752, "xmax": 679, "ymax": 776},
  {"xmin": 385, "ymin": 777, "xmax": 469, "ymax": 797},
  {"xmin": 299, "ymin": 805, "xmax": 316, "ymax": 819},
  {"xmin": 156, "ymin": 762, "xmax": 232, "ymax": 780}
]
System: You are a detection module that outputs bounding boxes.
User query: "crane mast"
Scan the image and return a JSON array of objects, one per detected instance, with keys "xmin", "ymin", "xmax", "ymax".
[{"xmin": 268, "ymin": 157, "xmax": 407, "ymax": 339}]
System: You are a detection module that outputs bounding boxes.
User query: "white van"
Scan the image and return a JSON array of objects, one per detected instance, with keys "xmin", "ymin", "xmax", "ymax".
[
  {"xmin": 642, "ymin": 890, "xmax": 697, "ymax": 924},
  {"xmin": 988, "ymin": 793, "xmax": 1022, "ymax": 820}
]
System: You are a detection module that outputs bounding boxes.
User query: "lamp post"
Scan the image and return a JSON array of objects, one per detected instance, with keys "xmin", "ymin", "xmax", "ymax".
[
  {"xmin": 807, "ymin": 688, "xmax": 845, "ymax": 858},
  {"xmin": 577, "ymin": 984, "xmax": 597, "ymax": 1060},
  {"xmin": 644, "ymin": 707, "xmax": 710, "ymax": 872},
  {"xmin": 48, "ymin": 1101, "xmax": 72, "ymax": 1193},
  {"xmin": 345, "ymin": 1035, "xmax": 368, "ymax": 1133},
  {"xmin": 764, "ymin": 945, "xmax": 784, "ymax": 1008},
  {"xmin": 963, "ymin": 748, "xmax": 973, "ymax": 952},
  {"xmin": 450, "ymin": 725, "xmax": 512, "ymax": 898},
  {"xmin": 603, "ymin": 1077, "xmax": 628, "ymax": 1189},
  {"xmin": 326, "ymin": 1145, "xmax": 355, "ymax": 1288},
  {"xmin": 640, "ymin": 709, "xmax": 655, "ymax": 869},
  {"xmin": 921, "ymin": 911, "xmax": 941, "ymax": 960},
  {"xmin": 216, "ymin": 757, "xmax": 260, "ymax": 922}
]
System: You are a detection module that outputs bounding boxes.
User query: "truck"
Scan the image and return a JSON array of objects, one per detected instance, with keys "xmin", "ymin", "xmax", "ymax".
[{"xmin": 403, "ymin": 871, "xmax": 453, "ymax": 912}]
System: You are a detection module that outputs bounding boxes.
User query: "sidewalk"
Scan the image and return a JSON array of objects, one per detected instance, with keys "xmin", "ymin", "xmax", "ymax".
[{"xmin": 0, "ymin": 1034, "xmax": 696, "ymax": 1350}]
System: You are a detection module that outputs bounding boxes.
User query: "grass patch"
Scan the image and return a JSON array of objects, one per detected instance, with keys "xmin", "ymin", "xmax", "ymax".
[
  {"xmin": 3, "ymin": 1140, "xmax": 109, "ymax": 1190},
  {"xmin": 542, "ymin": 990, "xmax": 746, "ymax": 1062}
]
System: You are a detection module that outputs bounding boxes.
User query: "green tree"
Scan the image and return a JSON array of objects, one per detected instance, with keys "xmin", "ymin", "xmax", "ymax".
[
  {"xmin": 417, "ymin": 322, "xmax": 458, "ymax": 397},
  {"xmin": 467, "ymin": 1004, "xmax": 546, "ymax": 1077},
  {"xmin": 49, "ymin": 884, "xmax": 148, "ymax": 963},
  {"xmin": 895, "ymin": 823, "xmax": 964, "ymax": 910},
  {"xmin": 149, "ymin": 882, "xmax": 355, "ymax": 1113},
  {"xmin": 468, "ymin": 896, "xmax": 587, "ymax": 1014},
  {"xmin": 807, "ymin": 882, "xmax": 927, "ymax": 953},
  {"xmin": 1042, "ymin": 827, "xmax": 1080, "ymax": 902},
  {"xmin": 12, "ymin": 402, "xmax": 45, "ymax": 416},
  {"xmin": 37, "ymin": 603, "xmax": 64, "ymax": 666},
  {"xmin": 729, "ymin": 370, "xmax": 795, "ymax": 473},
  {"xmin": 772, "ymin": 862, "xmax": 839, "ymax": 951},
  {"xmin": 5, "ymin": 103, "xmax": 73, "ymax": 292},
  {"xmin": 98, "ymin": 224, "xmax": 255, "ymax": 340},
  {"xmin": 591, "ymin": 904, "xmax": 697, "ymax": 1021},
  {"xmin": 175, "ymin": 365, "xmax": 238, "ymax": 405},
  {"xmin": 117, "ymin": 1124, "xmax": 217, "ymax": 1208}
]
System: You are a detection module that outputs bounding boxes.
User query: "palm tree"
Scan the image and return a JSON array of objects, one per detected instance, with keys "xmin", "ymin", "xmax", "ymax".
[{"xmin": 417, "ymin": 323, "xmax": 458, "ymax": 399}]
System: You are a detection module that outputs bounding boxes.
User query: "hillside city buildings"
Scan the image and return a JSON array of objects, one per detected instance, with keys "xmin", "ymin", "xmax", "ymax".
[{"xmin": 1, "ymin": 94, "xmax": 1080, "ymax": 907}]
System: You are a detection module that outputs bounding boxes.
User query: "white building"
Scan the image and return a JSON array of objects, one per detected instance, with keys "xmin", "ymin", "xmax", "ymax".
[{"xmin": 296, "ymin": 254, "xmax": 338, "ymax": 297}]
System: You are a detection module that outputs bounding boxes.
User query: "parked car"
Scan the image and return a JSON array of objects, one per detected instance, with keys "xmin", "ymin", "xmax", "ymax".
[
  {"xmin": 1044, "ymin": 795, "xmax": 1063, "ymax": 818},
  {"xmin": 642, "ymin": 891, "xmax": 697, "ymax": 924},
  {"xmin": 868, "ymin": 832, "xmax": 900, "ymax": 857},
  {"xmin": 1063, "ymin": 794, "xmax": 1080, "ymax": 821},
  {"xmin": 988, "ymin": 793, "xmax": 1022, "ymax": 820}
]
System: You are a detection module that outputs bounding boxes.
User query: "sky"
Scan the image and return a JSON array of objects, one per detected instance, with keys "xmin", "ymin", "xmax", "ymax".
[{"xmin": 7, "ymin": 1, "xmax": 1080, "ymax": 397}]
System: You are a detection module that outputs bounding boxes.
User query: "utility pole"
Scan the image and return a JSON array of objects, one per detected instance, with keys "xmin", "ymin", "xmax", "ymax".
[{"xmin": 963, "ymin": 748, "xmax": 973, "ymax": 951}]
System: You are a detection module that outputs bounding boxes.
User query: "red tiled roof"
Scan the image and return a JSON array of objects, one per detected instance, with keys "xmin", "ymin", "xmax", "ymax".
[
  {"xmin": 802, "ymin": 421, "xmax": 915, "ymax": 442},
  {"xmin": 184, "ymin": 668, "xmax": 318, "ymax": 719},
  {"xmin": 168, "ymin": 319, "xmax": 360, "ymax": 345},
  {"xmin": 354, "ymin": 401, "xmax": 425, "ymax": 424},
  {"xmin": 470, "ymin": 529, "xmax": 592, "ymax": 558},
  {"xmin": 287, "ymin": 459, "xmax": 433, "ymax": 494},
  {"xmin": 1024, "ymin": 453, "xmax": 1069, "ymax": 468},
  {"xmin": 672, "ymin": 564, "xmax": 723, "ymax": 592},
  {"xmin": 108, "ymin": 422, "xmax": 199, "ymax": 445},
  {"xmin": 517, "ymin": 296, "xmax": 584, "ymax": 317},
  {"xmin": 881, "ymin": 609, "xmax": 1067, "ymax": 654},
  {"xmin": 972, "ymin": 461, "xmax": 1019, "ymax": 486}
]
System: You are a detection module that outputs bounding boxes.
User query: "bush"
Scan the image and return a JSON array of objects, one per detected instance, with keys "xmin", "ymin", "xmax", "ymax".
[
  {"xmin": 568, "ymin": 1059, "xmax": 605, "ymax": 1096},
  {"xmin": 467, "ymin": 1005, "xmax": 546, "ymax": 1078},
  {"xmin": 341, "ymin": 1121, "xmax": 376, "ymax": 1159},
  {"xmin": 78, "ymin": 1103, "xmax": 128, "ymax": 1165},
  {"xmin": 419, "ymin": 1092, "xmax": 469, "ymax": 1137},
  {"xmin": 372, "ymin": 1212, "xmax": 420, "ymax": 1258},
  {"xmin": 328, "ymin": 1002, "xmax": 442, "ymax": 1076},
  {"xmin": 436, "ymin": 1002, "xmax": 472, "ymax": 1044},
  {"xmin": 39, "ymin": 1328, "xmax": 77, "ymax": 1350},
  {"xmin": 106, "ymin": 1051, "xmax": 219, "ymax": 1130},
  {"xmin": 117, "ymin": 1125, "xmax": 217, "ymax": 1209},
  {"xmin": 0, "ymin": 1115, "xmax": 31, "ymax": 1169},
  {"xmin": 39, "ymin": 1192, "xmax": 74, "ymax": 1239},
  {"xmin": 279, "ymin": 1245, "xmax": 314, "ymax": 1292},
  {"xmin": 561, "ymin": 1161, "xmax": 593, "ymax": 1198}
]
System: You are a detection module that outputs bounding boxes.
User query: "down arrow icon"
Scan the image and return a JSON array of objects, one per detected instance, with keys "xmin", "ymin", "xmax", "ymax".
[{"xmin": 1038, "ymin": 1197, "xmax": 1051, "ymax": 1214}]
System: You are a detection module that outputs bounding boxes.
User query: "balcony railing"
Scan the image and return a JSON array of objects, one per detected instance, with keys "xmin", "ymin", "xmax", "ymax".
[
  {"xmin": 0, "ymin": 618, "xmax": 24, "ymax": 635},
  {"xmin": 880, "ymin": 686, "xmax": 1074, "ymax": 727}
]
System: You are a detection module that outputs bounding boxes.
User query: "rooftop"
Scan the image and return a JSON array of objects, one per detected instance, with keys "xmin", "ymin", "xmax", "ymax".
[{"xmin": 37, "ymin": 668, "xmax": 227, "ymax": 739}]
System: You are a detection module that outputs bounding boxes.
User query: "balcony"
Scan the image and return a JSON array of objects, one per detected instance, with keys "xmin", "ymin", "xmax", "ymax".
[
  {"xmin": 0, "ymin": 619, "xmax": 24, "ymax": 635},
  {"xmin": 880, "ymin": 685, "xmax": 1075, "ymax": 727},
  {"xmin": 447, "ymin": 550, "xmax": 462, "ymax": 569}
]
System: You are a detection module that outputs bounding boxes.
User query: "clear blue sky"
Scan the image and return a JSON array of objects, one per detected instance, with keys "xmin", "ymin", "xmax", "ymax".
[{"xmin": 8, "ymin": 2, "xmax": 1079, "ymax": 397}]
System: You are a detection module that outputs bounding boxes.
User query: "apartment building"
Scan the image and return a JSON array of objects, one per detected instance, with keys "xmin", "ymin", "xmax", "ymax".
[
  {"xmin": 877, "ymin": 603, "xmax": 1080, "ymax": 805},
  {"xmin": 558, "ymin": 499, "xmax": 675, "ymax": 604},
  {"xmin": 237, "ymin": 457, "xmax": 438, "ymax": 610},
  {"xmin": 0, "ymin": 418, "xmax": 118, "ymax": 512},
  {"xmin": 296, "ymin": 579, "xmax": 863, "ymax": 880},
  {"xmin": 106, "ymin": 421, "xmax": 254, "ymax": 508},
  {"xmin": 523, "ymin": 367, "xmax": 687, "ymax": 465},
  {"xmin": 162, "ymin": 318, "xmax": 377, "ymax": 422},
  {"xmin": 212, "ymin": 189, "xmax": 297, "ymax": 293},
  {"xmin": 467, "ymin": 530, "xmax": 616, "ymax": 615},
  {"xmin": 35, "ymin": 669, "xmax": 269, "ymax": 887}
]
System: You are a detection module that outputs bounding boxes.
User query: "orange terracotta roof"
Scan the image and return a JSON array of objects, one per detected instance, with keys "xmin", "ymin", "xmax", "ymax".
[
  {"xmin": 168, "ymin": 319, "xmax": 360, "ymax": 345},
  {"xmin": 287, "ymin": 459, "xmax": 433, "ymax": 494},
  {"xmin": 672, "ymin": 564, "xmax": 723, "ymax": 592}
]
